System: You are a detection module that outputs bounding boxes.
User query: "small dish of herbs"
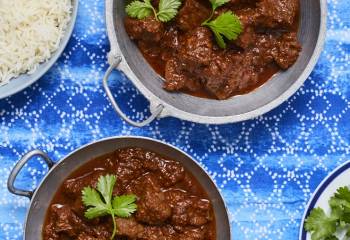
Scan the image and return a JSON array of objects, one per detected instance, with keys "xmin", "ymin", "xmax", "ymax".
[{"xmin": 301, "ymin": 161, "xmax": 350, "ymax": 240}]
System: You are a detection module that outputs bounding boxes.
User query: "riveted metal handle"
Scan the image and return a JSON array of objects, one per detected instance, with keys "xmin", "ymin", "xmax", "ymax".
[
  {"xmin": 103, "ymin": 53, "xmax": 164, "ymax": 127},
  {"xmin": 7, "ymin": 150, "xmax": 55, "ymax": 199}
]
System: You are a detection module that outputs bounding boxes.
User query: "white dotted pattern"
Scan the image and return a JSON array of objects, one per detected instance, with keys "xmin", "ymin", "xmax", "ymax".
[{"xmin": 0, "ymin": 0, "xmax": 349, "ymax": 239}]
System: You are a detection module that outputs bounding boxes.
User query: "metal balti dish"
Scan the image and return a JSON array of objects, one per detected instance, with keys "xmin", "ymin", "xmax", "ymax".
[
  {"xmin": 0, "ymin": 0, "xmax": 78, "ymax": 100},
  {"xmin": 103, "ymin": 0, "xmax": 327, "ymax": 127},
  {"xmin": 7, "ymin": 136, "xmax": 231, "ymax": 239}
]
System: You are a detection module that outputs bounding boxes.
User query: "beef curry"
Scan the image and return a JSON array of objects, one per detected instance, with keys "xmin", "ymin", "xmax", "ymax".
[
  {"xmin": 43, "ymin": 147, "xmax": 216, "ymax": 240},
  {"xmin": 125, "ymin": 0, "xmax": 301, "ymax": 99}
]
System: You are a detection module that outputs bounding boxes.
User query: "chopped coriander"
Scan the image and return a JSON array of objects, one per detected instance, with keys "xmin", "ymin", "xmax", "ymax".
[{"xmin": 305, "ymin": 186, "xmax": 350, "ymax": 240}]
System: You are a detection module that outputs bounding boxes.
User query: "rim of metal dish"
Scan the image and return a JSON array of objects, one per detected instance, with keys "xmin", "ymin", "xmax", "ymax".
[
  {"xmin": 22, "ymin": 136, "xmax": 231, "ymax": 239},
  {"xmin": 105, "ymin": 0, "xmax": 327, "ymax": 124},
  {"xmin": 0, "ymin": 0, "xmax": 79, "ymax": 100}
]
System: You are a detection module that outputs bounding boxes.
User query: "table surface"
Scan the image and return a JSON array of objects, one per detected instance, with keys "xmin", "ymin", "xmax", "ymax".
[{"xmin": 1, "ymin": 0, "xmax": 349, "ymax": 239}]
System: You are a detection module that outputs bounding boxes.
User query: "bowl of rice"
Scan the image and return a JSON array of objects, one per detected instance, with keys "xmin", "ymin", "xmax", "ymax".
[{"xmin": 0, "ymin": 0, "xmax": 78, "ymax": 99}]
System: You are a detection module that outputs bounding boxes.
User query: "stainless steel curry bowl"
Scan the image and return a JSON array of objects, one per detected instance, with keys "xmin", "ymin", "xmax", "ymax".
[
  {"xmin": 103, "ymin": 0, "xmax": 327, "ymax": 127},
  {"xmin": 8, "ymin": 136, "xmax": 231, "ymax": 239}
]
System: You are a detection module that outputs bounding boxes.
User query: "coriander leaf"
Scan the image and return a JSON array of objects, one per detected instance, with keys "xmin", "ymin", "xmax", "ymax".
[
  {"xmin": 339, "ymin": 207, "xmax": 350, "ymax": 224},
  {"xmin": 126, "ymin": 0, "xmax": 154, "ymax": 20},
  {"xmin": 97, "ymin": 174, "xmax": 116, "ymax": 205},
  {"xmin": 82, "ymin": 186, "xmax": 105, "ymax": 207},
  {"xmin": 157, "ymin": 0, "xmax": 182, "ymax": 22},
  {"xmin": 112, "ymin": 195, "xmax": 138, "ymax": 218},
  {"xmin": 84, "ymin": 205, "xmax": 110, "ymax": 219},
  {"xmin": 82, "ymin": 186, "xmax": 109, "ymax": 219},
  {"xmin": 325, "ymin": 236, "xmax": 339, "ymax": 240},
  {"xmin": 305, "ymin": 208, "xmax": 337, "ymax": 240},
  {"xmin": 334, "ymin": 186, "xmax": 350, "ymax": 203},
  {"xmin": 210, "ymin": 0, "xmax": 230, "ymax": 11},
  {"xmin": 203, "ymin": 11, "xmax": 242, "ymax": 49},
  {"xmin": 211, "ymin": 28, "xmax": 226, "ymax": 48}
]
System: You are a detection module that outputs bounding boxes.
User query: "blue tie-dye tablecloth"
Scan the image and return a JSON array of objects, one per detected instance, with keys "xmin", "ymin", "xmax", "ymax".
[{"xmin": 0, "ymin": 0, "xmax": 349, "ymax": 239}]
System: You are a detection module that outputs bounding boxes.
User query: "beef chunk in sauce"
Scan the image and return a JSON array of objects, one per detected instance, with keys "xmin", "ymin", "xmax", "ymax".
[
  {"xmin": 116, "ymin": 218, "xmax": 208, "ymax": 240},
  {"xmin": 166, "ymin": 189, "xmax": 212, "ymax": 226},
  {"xmin": 201, "ymin": 51, "xmax": 259, "ymax": 99},
  {"xmin": 115, "ymin": 218, "xmax": 145, "ymax": 239},
  {"xmin": 164, "ymin": 58, "xmax": 202, "ymax": 92},
  {"xmin": 272, "ymin": 32, "xmax": 301, "ymax": 69},
  {"xmin": 178, "ymin": 27, "xmax": 213, "ymax": 71},
  {"xmin": 176, "ymin": 0, "xmax": 211, "ymax": 31},
  {"xmin": 257, "ymin": 0, "xmax": 299, "ymax": 28},
  {"xmin": 126, "ymin": 174, "xmax": 172, "ymax": 225},
  {"xmin": 45, "ymin": 204, "xmax": 110, "ymax": 239},
  {"xmin": 43, "ymin": 148, "xmax": 215, "ymax": 240},
  {"xmin": 125, "ymin": 16, "xmax": 164, "ymax": 43}
]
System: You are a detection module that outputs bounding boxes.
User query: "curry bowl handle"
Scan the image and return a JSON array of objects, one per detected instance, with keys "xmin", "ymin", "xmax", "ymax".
[
  {"xmin": 7, "ymin": 150, "xmax": 55, "ymax": 199},
  {"xmin": 103, "ymin": 52, "xmax": 164, "ymax": 127}
]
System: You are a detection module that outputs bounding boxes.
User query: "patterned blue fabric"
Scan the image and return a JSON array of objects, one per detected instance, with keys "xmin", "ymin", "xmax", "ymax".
[{"xmin": 0, "ymin": 0, "xmax": 349, "ymax": 239}]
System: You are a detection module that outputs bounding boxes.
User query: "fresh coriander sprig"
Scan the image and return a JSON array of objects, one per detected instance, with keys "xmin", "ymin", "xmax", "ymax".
[
  {"xmin": 126, "ymin": 0, "xmax": 156, "ymax": 20},
  {"xmin": 82, "ymin": 175, "xmax": 137, "ymax": 240},
  {"xmin": 202, "ymin": 0, "xmax": 242, "ymax": 48},
  {"xmin": 126, "ymin": 0, "xmax": 182, "ymax": 22},
  {"xmin": 305, "ymin": 186, "xmax": 350, "ymax": 240}
]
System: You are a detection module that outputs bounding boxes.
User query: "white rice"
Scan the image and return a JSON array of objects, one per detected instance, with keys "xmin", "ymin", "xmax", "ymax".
[{"xmin": 0, "ymin": 0, "xmax": 72, "ymax": 85}]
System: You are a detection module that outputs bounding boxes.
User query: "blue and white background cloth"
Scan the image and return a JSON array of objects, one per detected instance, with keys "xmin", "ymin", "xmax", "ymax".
[{"xmin": 0, "ymin": 0, "xmax": 349, "ymax": 239}]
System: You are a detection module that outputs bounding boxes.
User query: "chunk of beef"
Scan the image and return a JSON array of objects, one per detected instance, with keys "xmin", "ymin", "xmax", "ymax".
[
  {"xmin": 176, "ymin": 0, "xmax": 210, "ymax": 31},
  {"xmin": 49, "ymin": 204, "xmax": 86, "ymax": 237},
  {"xmin": 178, "ymin": 227, "xmax": 208, "ymax": 240},
  {"xmin": 250, "ymin": 34, "xmax": 276, "ymax": 67},
  {"xmin": 46, "ymin": 205, "xmax": 111, "ymax": 239},
  {"xmin": 125, "ymin": 16, "xmax": 164, "ymax": 43},
  {"xmin": 115, "ymin": 148, "xmax": 146, "ymax": 193},
  {"xmin": 77, "ymin": 229, "xmax": 110, "ymax": 240},
  {"xmin": 257, "ymin": 0, "xmax": 299, "ymax": 28},
  {"xmin": 142, "ymin": 150, "xmax": 186, "ymax": 187},
  {"xmin": 77, "ymin": 233, "xmax": 99, "ymax": 240},
  {"xmin": 116, "ymin": 218, "xmax": 145, "ymax": 238},
  {"xmin": 229, "ymin": 0, "xmax": 258, "ymax": 6},
  {"xmin": 139, "ymin": 41, "xmax": 162, "ymax": 59},
  {"xmin": 115, "ymin": 217, "xmax": 186, "ymax": 240},
  {"xmin": 161, "ymin": 26, "xmax": 181, "ymax": 61},
  {"xmin": 201, "ymin": 49, "xmax": 263, "ymax": 99},
  {"xmin": 165, "ymin": 189, "xmax": 211, "ymax": 226},
  {"xmin": 127, "ymin": 174, "xmax": 172, "ymax": 225},
  {"xmin": 234, "ymin": 8, "xmax": 260, "ymax": 49},
  {"xmin": 63, "ymin": 170, "xmax": 106, "ymax": 197},
  {"xmin": 161, "ymin": 26, "xmax": 181, "ymax": 51},
  {"xmin": 141, "ymin": 225, "xmax": 176, "ymax": 240},
  {"xmin": 235, "ymin": 26, "xmax": 257, "ymax": 49},
  {"xmin": 201, "ymin": 52, "xmax": 234, "ymax": 97},
  {"xmin": 178, "ymin": 27, "xmax": 213, "ymax": 72},
  {"xmin": 164, "ymin": 59, "xmax": 202, "ymax": 92},
  {"xmin": 272, "ymin": 32, "xmax": 301, "ymax": 69}
]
